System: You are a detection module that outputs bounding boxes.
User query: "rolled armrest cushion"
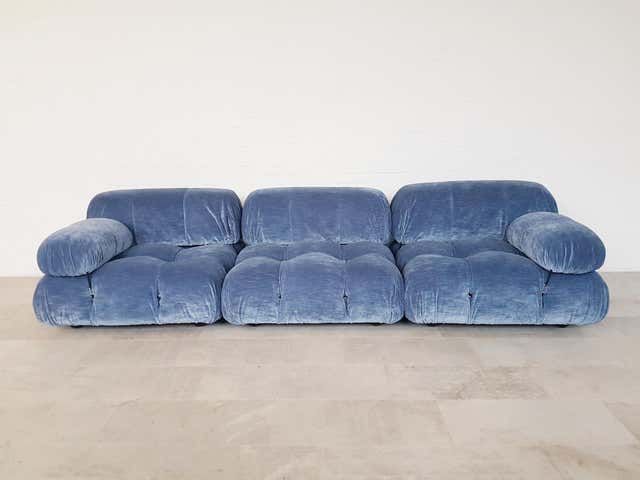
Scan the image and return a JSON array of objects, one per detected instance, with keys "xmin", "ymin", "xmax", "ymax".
[
  {"xmin": 37, "ymin": 218, "xmax": 133, "ymax": 276},
  {"xmin": 506, "ymin": 212, "xmax": 605, "ymax": 274}
]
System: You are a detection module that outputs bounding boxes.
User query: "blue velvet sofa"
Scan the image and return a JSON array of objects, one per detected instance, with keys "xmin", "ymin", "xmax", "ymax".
[
  {"xmin": 33, "ymin": 182, "xmax": 608, "ymax": 327},
  {"xmin": 221, "ymin": 187, "xmax": 404, "ymax": 324},
  {"xmin": 393, "ymin": 181, "xmax": 608, "ymax": 325},
  {"xmin": 33, "ymin": 189, "xmax": 241, "ymax": 326}
]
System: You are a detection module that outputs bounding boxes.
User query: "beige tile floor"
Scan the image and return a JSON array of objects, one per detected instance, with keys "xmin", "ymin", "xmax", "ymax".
[{"xmin": 1, "ymin": 273, "xmax": 639, "ymax": 479}]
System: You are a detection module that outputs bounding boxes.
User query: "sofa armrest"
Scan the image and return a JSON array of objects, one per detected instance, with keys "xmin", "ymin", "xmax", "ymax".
[
  {"xmin": 506, "ymin": 212, "xmax": 605, "ymax": 274},
  {"xmin": 37, "ymin": 218, "xmax": 133, "ymax": 276}
]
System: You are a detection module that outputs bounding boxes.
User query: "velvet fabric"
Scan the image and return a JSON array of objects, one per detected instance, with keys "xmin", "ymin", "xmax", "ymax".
[
  {"xmin": 225, "ymin": 187, "xmax": 401, "ymax": 324},
  {"xmin": 395, "ymin": 238, "xmax": 521, "ymax": 271},
  {"xmin": 34, "ymin": 187, "xmax": 242, "ymax": 326},
  {"xmin": 88, "ymin": 188, "xmax": 241, "ymax": 245},
  {"xmin": 403, "ymin": 251, "xmax": 608, "ymax": 325},
  {"xmin": 242, "ymin": 187, "xmax": 391, "ymax": 244},
  {"xmin": 393, "ymin": 181, "xmax": 608, "ymax": 326},
  {"xmin": 37, "ymin": 218, "xmax": 133, "ymax": 276},
  {"xmin": 506, "ymin": 212, "xmax": 606, "ymax": 274},
  {"xmin": 34, "ymin": 182, "xmax": 609, "ymax": 327},
  {"xmin": 222, "ymin": 247, "xmax": 403, "ymax": 325},
  {"xmin": 392, "ymin": 181, "xmax": 558, "ymax": 243},
  {"xmin": 117, "ymin": 243, "xmax": 237, "ymax": 271},
  {"xmin": 236, "ymin": 241, "xmax": 395, "ymax": 265},
  {"xmin": 34, "ymin": 244, "xmax": 236, "ymax": 326}
]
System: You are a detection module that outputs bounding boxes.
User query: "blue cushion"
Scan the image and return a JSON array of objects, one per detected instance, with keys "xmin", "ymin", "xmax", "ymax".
[
  {"xmin": 392, "ymin": 181, "xmax": 557, "ymax": 243},
  {"xmin": 506, "ymin": 212, "xmax": 606, "ymax": 274},
  {"xmin": 236, "ymin": 241, "xmax": 395, "ymax": 265},
  {"xmin": 542, "ymin": 271, "xmax": 609, "ymax": 324},
  {"xmin": 395, "ymin": 238, "xmax": 521, "ymax": 270},
  {"xmin": 222, "ymin": 246, "xmax": 403, "ymax": 324},
  {"xmin": 117, "ymin": 243, "xmax": 182, "ymax": 262},
  {"xmin": 242, "ymin": 187, "xmax": 391, "ymax": 244},
  {"xmin": 33, "ymin": 245, "xmax": 236, "ymax": 326},
  {"xmin": 87, "ymin": 188, "xmax": 241, "ymax": 245},
  {"xmin": 118, "ymin": 243, "xmax": 237, "ymax": 271},
  {"xmin": 37, "ymin": 218, "xmax": 133, "ymax": 277},
  {"xmin": 403, "ymin": 251, "xmax": 608, "ymax": 325}
]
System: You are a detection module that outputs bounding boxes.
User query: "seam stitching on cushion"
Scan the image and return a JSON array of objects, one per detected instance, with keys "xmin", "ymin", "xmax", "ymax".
[
  {"xmin": 337, "ymin": 191, "xmax": 343, "ymax": 243},
  {"xmin": 154, "ymin": 265, "xmax": 162, "ymax": 325},
  {"xmin": 463, "ymin": 257, "xmax": 473, "ymax": 324},
  {"xmin": 342, "ymin": 259, "xmax": 350, "ymax": 321},
  {"xmin": 87, "ymin": 272, "xmax": 95, "ymax": 326},
  {"xmin": 276, "ymin": 260, "xmax": 284, "ymax": 323},
  {"xmin": 540, "ymin": 270, "xmax": 552, "ymax": 324},
  {"xmin": 540, "ymin": 284, "xmax": 545, "ymax": 324}
]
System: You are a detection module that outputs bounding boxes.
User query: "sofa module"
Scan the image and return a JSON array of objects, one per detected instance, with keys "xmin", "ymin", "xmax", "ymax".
[
  {"xmin": 222, "ymin": 187, "xmax": 404, "ymax": 324},
  {"xmin": 392, "ymin": 181, "xmax": 608, "ymax": 325},
  {"xmin": 33, "ymin": 188, "xmax": 242, "ymax": 326}
]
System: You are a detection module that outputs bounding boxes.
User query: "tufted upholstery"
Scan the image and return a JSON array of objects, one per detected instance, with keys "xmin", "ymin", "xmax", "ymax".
[
  {"xmin": 37, "ymin": 218, "xmax": 133, "ymax": 277},
  {"xmin": 395, "ymin": 238, "xmax": 521, "ymax": 271},
  {"xmin": 34, "ymin": 244, "xmax": 237, "ymax": 326},
  {"xmin": 392, "ymin": 181, "xmax": 557, "ymax": 243},
  {"xmin": 393, "ymin": 181, "xmax": 609, "ymax": 326},
  {"xmin": 34, "ymin": 188, "xmax": 243, "ymax": 327},
  {"xmin": 242, "ymin": 187, "xmax": 392, "ymax": 245},
  {"xmin": 506, "ymin": 212, "xmax": 606, "ymax": 274},
  {"xmin": 222, "ymin": 247, "xmax": 403, "ymax": 324},
  {"xmin": 88, "ymin": 188, "xmax": 241, "ymax": 245},
  {"xmin": 403, "ymin": 251, "xmax": 608, "ymax": 325},
  {"xmin": 117, "ymin": 243, "xmax": 237, "ymax": 271},
  {"xmin": 33, "ymin": 182, "xmax": 608, "ymax": 327},
  {"xmin": 224, "ymin": 187, "xmax": 402, "ymax": 324},
  {"xmin": 236, "ymin": 241, "xmax": 395, "ymax": 265}
]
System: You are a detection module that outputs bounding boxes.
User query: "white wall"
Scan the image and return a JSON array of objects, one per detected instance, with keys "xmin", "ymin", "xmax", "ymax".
[{"xmin": 1, "ymin": 0, "xmax": 638, "ymax": 275}]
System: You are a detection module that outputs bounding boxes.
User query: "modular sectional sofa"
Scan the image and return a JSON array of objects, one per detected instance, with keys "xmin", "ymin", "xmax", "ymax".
[
  {"xmin": 33, "ymin": 181, "xmax": 608, "ymax": 327},
  {"xmin": 222, "ymin": 187, "xmax": 404, "ymax": 324},
  {"xmin": 393, "ymin": 181, "xmax": 608, "ymax": 325},
  {"xmin": 34, "ymin": 189, "xmax": 241, "ymax": 326}
]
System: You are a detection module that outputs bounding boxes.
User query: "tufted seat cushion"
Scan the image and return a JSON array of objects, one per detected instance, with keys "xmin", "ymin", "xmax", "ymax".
[
  {"xmin": 236, "ymin": 241, "xmax": 395, "ymax": 265},
  {"xmin": 403, "ymin": 251, "xmax": 609, "ymax": 325},
  {"xmin": 392, "ymin": 181, "xmax": 609, "ymax": 326},
  {"xmin": 395, "ymin": 238, "xmax": 521, "ymax": 271},
  {"xmin": 223, "ymin": 187, "xmax": 403, "ymax": 324},
  {"xmin": 33, "ymin": 244, "xmax": 237, "ymax": 326},
  {"xmin": 116, "ymin": 243, "xmax": 238, "ymax": 271},
  {"xmin": 222, "ymin": 242, "xmax": 403, "ymax": 324}
]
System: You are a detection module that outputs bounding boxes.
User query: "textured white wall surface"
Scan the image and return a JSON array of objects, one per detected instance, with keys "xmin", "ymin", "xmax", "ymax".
[{"xmin": 1, "ymin": 0, "xmax": 638, "ymax": 274}]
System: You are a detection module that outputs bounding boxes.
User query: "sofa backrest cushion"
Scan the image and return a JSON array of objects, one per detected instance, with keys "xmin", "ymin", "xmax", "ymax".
[
  {"xmin": 392, "ymin": 181, "xmax": 558, "ymax": 243},
  {"xmin": 242, "ymin": 187, "xmax": 391, "ymax": 244},
  {"xmin": 87, "ymin": 188, "xmax": 241, "ymax": 245}
]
